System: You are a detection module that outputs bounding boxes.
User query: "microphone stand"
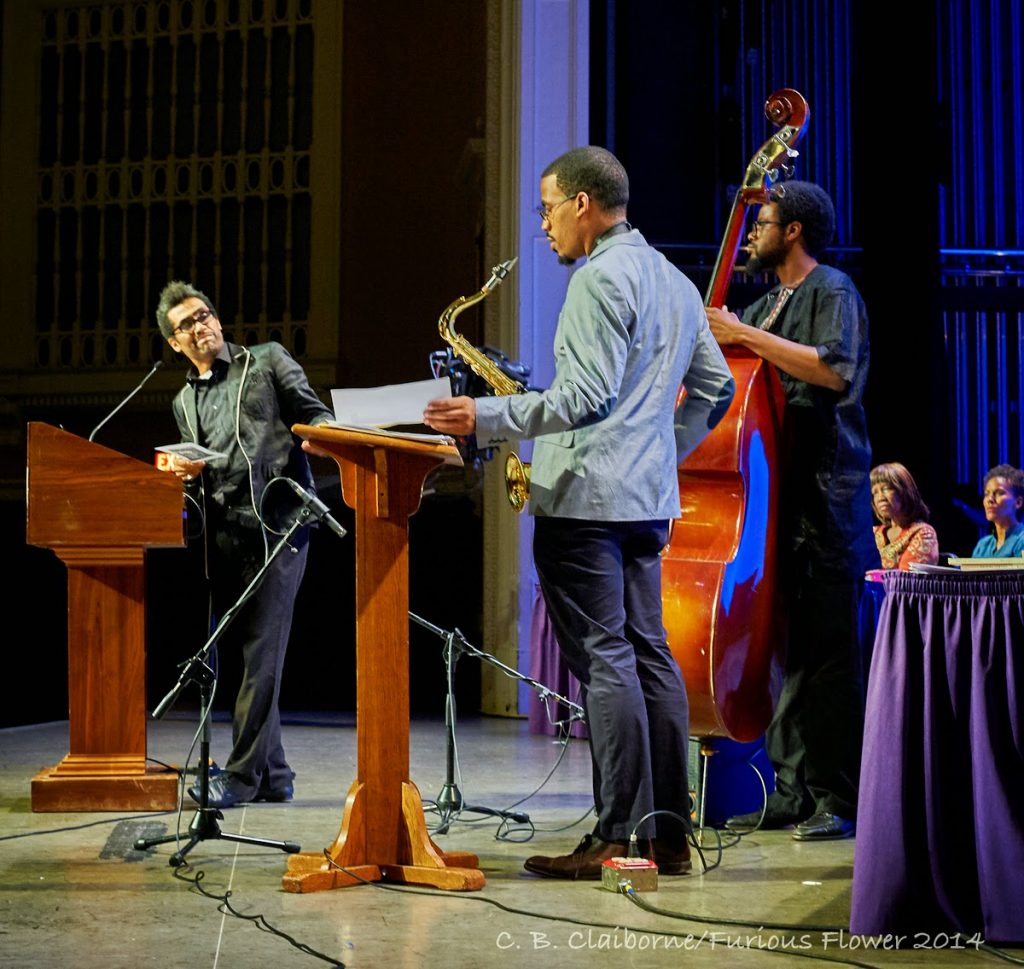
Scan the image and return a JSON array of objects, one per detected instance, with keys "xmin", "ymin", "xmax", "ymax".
[
  {"xmin": 135, "ymin": 511, "xmax": 318, "ymax": 867},
  {"xmin": 89, "ymin": 360, "xmax": 163, "ymax": 442},
  {"xmin": 410, "ymin": 611, "xmax": 586, "ymax": 835}
]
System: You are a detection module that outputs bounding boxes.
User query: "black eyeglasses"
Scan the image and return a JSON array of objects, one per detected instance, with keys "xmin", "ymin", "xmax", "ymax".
[
  {"xmin": 172, "ymin": 307, "xmax": 214, "ymax": 335},
  {"xmin": 535, "ymin": 195, "xmax": 576, "ymax": 222},
  {"xmin": 750, "ymin": 219, "xmax": 787, "ymax": 236}
]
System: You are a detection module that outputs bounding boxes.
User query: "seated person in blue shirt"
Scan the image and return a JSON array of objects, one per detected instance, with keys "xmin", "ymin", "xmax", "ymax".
[{"xmin": 972, "ymin": 464, "xmax": 1024, "ymax": 558}]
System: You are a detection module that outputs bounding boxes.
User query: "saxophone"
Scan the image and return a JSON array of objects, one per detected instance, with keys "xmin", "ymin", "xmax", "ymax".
[{"xmin": 437, "ymin": 258, "xmax": 531, "ymax": 511}]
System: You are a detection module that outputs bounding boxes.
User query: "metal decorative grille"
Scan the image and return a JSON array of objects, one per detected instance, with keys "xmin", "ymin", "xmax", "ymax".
[
  {"xmin": 35, "ymin": 0, "xmax": 314, "ymax": 371},
  {"xmin": 941, "ymin": 250, "xmax": 1024, "ymax": 489},
  {"xmin": 937, "ymin": 0, "xmax": 1024, "ymax": 488},
  {"xmin": 721, "ymin": 0, "xmax": 855, "ymax": 247}
]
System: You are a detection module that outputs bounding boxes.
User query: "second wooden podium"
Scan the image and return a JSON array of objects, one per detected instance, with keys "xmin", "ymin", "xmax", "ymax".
[
  {"xmin": 25, "ymin": 422, "xmax": 185, "ymax": 811},
  {"xmin": 283, "ymin": 424, "xmax": 484, "ymax": 893}
]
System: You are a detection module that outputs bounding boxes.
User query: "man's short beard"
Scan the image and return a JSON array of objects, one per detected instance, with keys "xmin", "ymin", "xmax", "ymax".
[
  {"xmin": 558, "ymin": 254, "xmax": 577, "ymax": 267},
  {"xmin": 744, "ymin": 252, "xmax": 767, "ymax": 276},
  {"xmin": 744, "ymin": 245, "xmax": 787, "ymax": 276}
]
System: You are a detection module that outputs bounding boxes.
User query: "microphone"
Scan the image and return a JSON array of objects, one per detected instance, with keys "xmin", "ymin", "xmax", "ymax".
[
  {"xmin": 88, "ymin": 361, "xmax": 165, "ymax": 442},
  {"xmin": 284, "ymin": 479, "xmax": 347, "ymax": 539}
]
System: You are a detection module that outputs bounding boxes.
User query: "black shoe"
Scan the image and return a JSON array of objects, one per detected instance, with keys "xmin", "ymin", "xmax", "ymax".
[
  {"xmin": 724, "ymin": 804, "xmax": 802, "ymax": 831},
  {"xmin": 255, "ymin": 779, "xmax": 294, "ymax": 803},
  {"xmin": 524, "ymin": 834, "xmax": 629, "ymax": 880},
  {"xmin": 188, "ymin": 773, "xmax": 258, "ymax": 809},
  {"xmin": 792, "ymin": 812, "xmax": 855, "ymax": 841}
]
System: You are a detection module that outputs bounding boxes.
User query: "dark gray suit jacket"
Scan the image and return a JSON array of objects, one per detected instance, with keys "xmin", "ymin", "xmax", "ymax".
[{"xmin": 172, "ymin": 341, "xmax": 332, "ymax": 529}]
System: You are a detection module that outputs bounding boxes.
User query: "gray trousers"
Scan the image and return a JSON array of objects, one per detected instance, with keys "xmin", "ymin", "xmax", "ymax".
[{"xmin": 533, "ymin": 517, "xmax": 691, "ymax": 846}]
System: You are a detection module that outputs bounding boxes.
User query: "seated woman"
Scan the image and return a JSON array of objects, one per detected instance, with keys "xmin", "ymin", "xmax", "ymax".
[
  {"xmin": 971, "ymin": 464, "xmax": 1024, "ymax": 557},
  {"xmin": 870, "ymin": 462, "xmax": 939, "ymax": 570}
]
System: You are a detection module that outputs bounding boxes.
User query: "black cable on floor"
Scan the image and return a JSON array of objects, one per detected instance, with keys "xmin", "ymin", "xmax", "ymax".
[
  {"xmin": 424, "ymin": 718, "xmax": 586, "ymax": 843},
  {"xmin": 622, "ymin": 879, "xmax": 850, "ymax": 935},
  {"xmin": 172, "ymin": 865, "xmax": 345, "ymax": 968},
  {"xmin": 486, "ymin": 803, "xmax": 600, "ymax": 843},
  {"xmin": 628, "ymin": 808, "xmax": 723, "ymax": 873},
  {"xmin": 321, "ymin": 851, "xmax": 873, "ymax": 964},
  {"xmin": 620, "ymin": 885, "xmax": 1018, "ymax": 967},
  {"xmin": 0, "ymin": 811, "xmax": 175, "ymax": 841},
  {"xmin": 619, "ymin": 882, "xmax": 876, "ymax": 968},
  {"xmin": 145, "ymin": 756, "xmax": 183, "ymax": 776}
]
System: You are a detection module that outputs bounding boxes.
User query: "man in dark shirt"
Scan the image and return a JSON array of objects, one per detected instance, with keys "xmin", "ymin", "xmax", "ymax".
[
  {"xmin": 706, "ymin": 181, "xmax": 875, "ymax": 841},
  {"xmin": 156, "ymin": 281, "xmax": 333, "ymax": 808}
]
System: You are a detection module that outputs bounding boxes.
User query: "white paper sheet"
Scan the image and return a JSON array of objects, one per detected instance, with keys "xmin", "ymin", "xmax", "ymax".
[
  {"xmin": 329, "ymin": 377, "xmax": 451, "ymax": 428},
  {"xmin": 154, "ymin": 442, "xmax": 228, "ymax": 461}
]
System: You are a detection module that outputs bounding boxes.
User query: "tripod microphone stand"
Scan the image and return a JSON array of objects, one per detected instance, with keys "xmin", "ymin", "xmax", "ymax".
[
  {"xmin": 410, "ymin": 611, "xmax": 585, "ymax": 835},
  {"xmin": 135, "ymin": 508, "xmax": 331, "ymax": 867}
]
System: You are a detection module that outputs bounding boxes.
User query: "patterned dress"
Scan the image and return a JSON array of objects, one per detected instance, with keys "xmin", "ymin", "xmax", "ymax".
[{"xmin": 873, "ymin": 521, "xmax": 940, "ymax": 570}]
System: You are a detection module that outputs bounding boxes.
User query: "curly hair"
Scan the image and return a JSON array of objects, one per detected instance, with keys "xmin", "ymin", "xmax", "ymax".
[
  {"xmin": 870, "ymin": 462, "xmax": 930, "ymax": 524},
  {"xmin": 983, "ymin": 464, "xmax": 1024, "ymax": 520},
  {"xmin": 542, "ymin": 146, "xmax": 629, "ymax": 211},
  {"xmin": 768, "ymin": 180, "xmax": 835, "ymax": 257},
  {"xmin": 155, "ymin": 280, "xmax": 217, "ymax": 340}
]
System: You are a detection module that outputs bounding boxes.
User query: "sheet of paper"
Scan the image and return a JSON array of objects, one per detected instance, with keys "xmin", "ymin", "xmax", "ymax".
[
  {"xmin": 155, "ymin": 442, "xmax": 228, "ymax": 461},
  {"xmin": 330, "ymin": 377, "xmax": 451, "ymax": 428}
]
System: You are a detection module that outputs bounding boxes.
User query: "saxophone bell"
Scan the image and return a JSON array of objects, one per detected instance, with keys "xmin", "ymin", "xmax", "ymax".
[{"xmin": 504, "ymin": 451, "xmax": 531, "ymax": 513}]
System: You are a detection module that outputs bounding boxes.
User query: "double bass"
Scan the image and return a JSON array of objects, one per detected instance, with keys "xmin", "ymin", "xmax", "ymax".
[{"xmin": 663, "ymin": 89, "xmax": 809, "ymax": 741}]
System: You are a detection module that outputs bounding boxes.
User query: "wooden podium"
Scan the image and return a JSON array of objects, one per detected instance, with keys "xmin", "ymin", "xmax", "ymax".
[
  {"xmin": 283, "ymin": 425, "xmax": 485, "ymax": 893},
  {"xmin": 26, "ymin": 422, "xmax": 185, "ymax": 811}
]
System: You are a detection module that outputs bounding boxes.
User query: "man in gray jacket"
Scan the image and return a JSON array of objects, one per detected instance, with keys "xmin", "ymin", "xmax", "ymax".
[
  {"xmin": 157, "ymin": 281, "xmax": 333, "ymax": 809},
  {"xmin": 424, "ymin": 146, "xmax": 734, "ymax": 878}
]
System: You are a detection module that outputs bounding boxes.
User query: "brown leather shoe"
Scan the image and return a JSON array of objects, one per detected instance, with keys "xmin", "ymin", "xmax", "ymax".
[
  {"xmin": 650, "ymin": 837, "xmax": 692, "ymax": 875},
  {"xmin": 523, "ymin": 834, "xmax": 629, "ymax": 880}
]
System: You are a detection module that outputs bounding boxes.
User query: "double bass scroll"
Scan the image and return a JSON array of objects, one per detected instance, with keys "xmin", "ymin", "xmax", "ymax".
[
  {"xmin": 663, "ymin": 90, "xmax": 809, "ymax": 742},
  {"xmin": 705, "ymin": 88, "xmax": 809, "ymax": 309}
]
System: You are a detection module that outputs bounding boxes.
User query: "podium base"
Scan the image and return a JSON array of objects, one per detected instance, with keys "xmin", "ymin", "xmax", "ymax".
[
  {"xmin": 282, "ymin": 851, "xmax": 485, "ymax": 893},
  {"xmin": 282, "ymin": 779, "xmax": 485, "ymax": 893},
  {"xmin": 31, "ymin": 763, "xmax": 179, "ymax": 812}
]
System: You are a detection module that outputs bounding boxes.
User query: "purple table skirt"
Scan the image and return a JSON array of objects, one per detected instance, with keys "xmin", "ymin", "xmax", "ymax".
[
  {"xmin": 526, "ymin": 585, "xmax": 588, "ymax": 739},
  {"xmin": 850, "ymin": 570, "xmax": 1024, "ymax": 943}
]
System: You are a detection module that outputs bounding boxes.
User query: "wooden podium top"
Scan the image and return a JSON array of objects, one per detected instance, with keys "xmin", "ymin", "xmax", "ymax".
[
  {"xmin": 26, "ymin": 422, "xmax": 185, "ymax": 550},
  {"xmin": 292, "ymin": 423, "xmax": 463, "ymax": 465}
]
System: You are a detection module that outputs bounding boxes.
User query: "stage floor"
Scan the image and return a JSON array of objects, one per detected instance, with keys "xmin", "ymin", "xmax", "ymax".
[{"xmin": 0, "ymin": 715, "xmax": 1001, "ymax": 968}]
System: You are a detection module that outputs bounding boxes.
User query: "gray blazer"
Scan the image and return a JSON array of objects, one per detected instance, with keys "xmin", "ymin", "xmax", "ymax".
[{"xmin": 476, "ymin": 229, "xmax": 734, "ymax": 520}]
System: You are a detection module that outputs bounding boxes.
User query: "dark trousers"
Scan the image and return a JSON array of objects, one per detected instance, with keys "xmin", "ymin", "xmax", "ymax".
[
  {"xmin": 208, "ymin": 524, "xmax": 308, "ymax": 790},
  {"xmin": 533, "ymin": 517, "xmax": 691, "ymax": 845},
  {"xmin": 765, "ymin": 562, "xmax": 864, "ymax": 820}
]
